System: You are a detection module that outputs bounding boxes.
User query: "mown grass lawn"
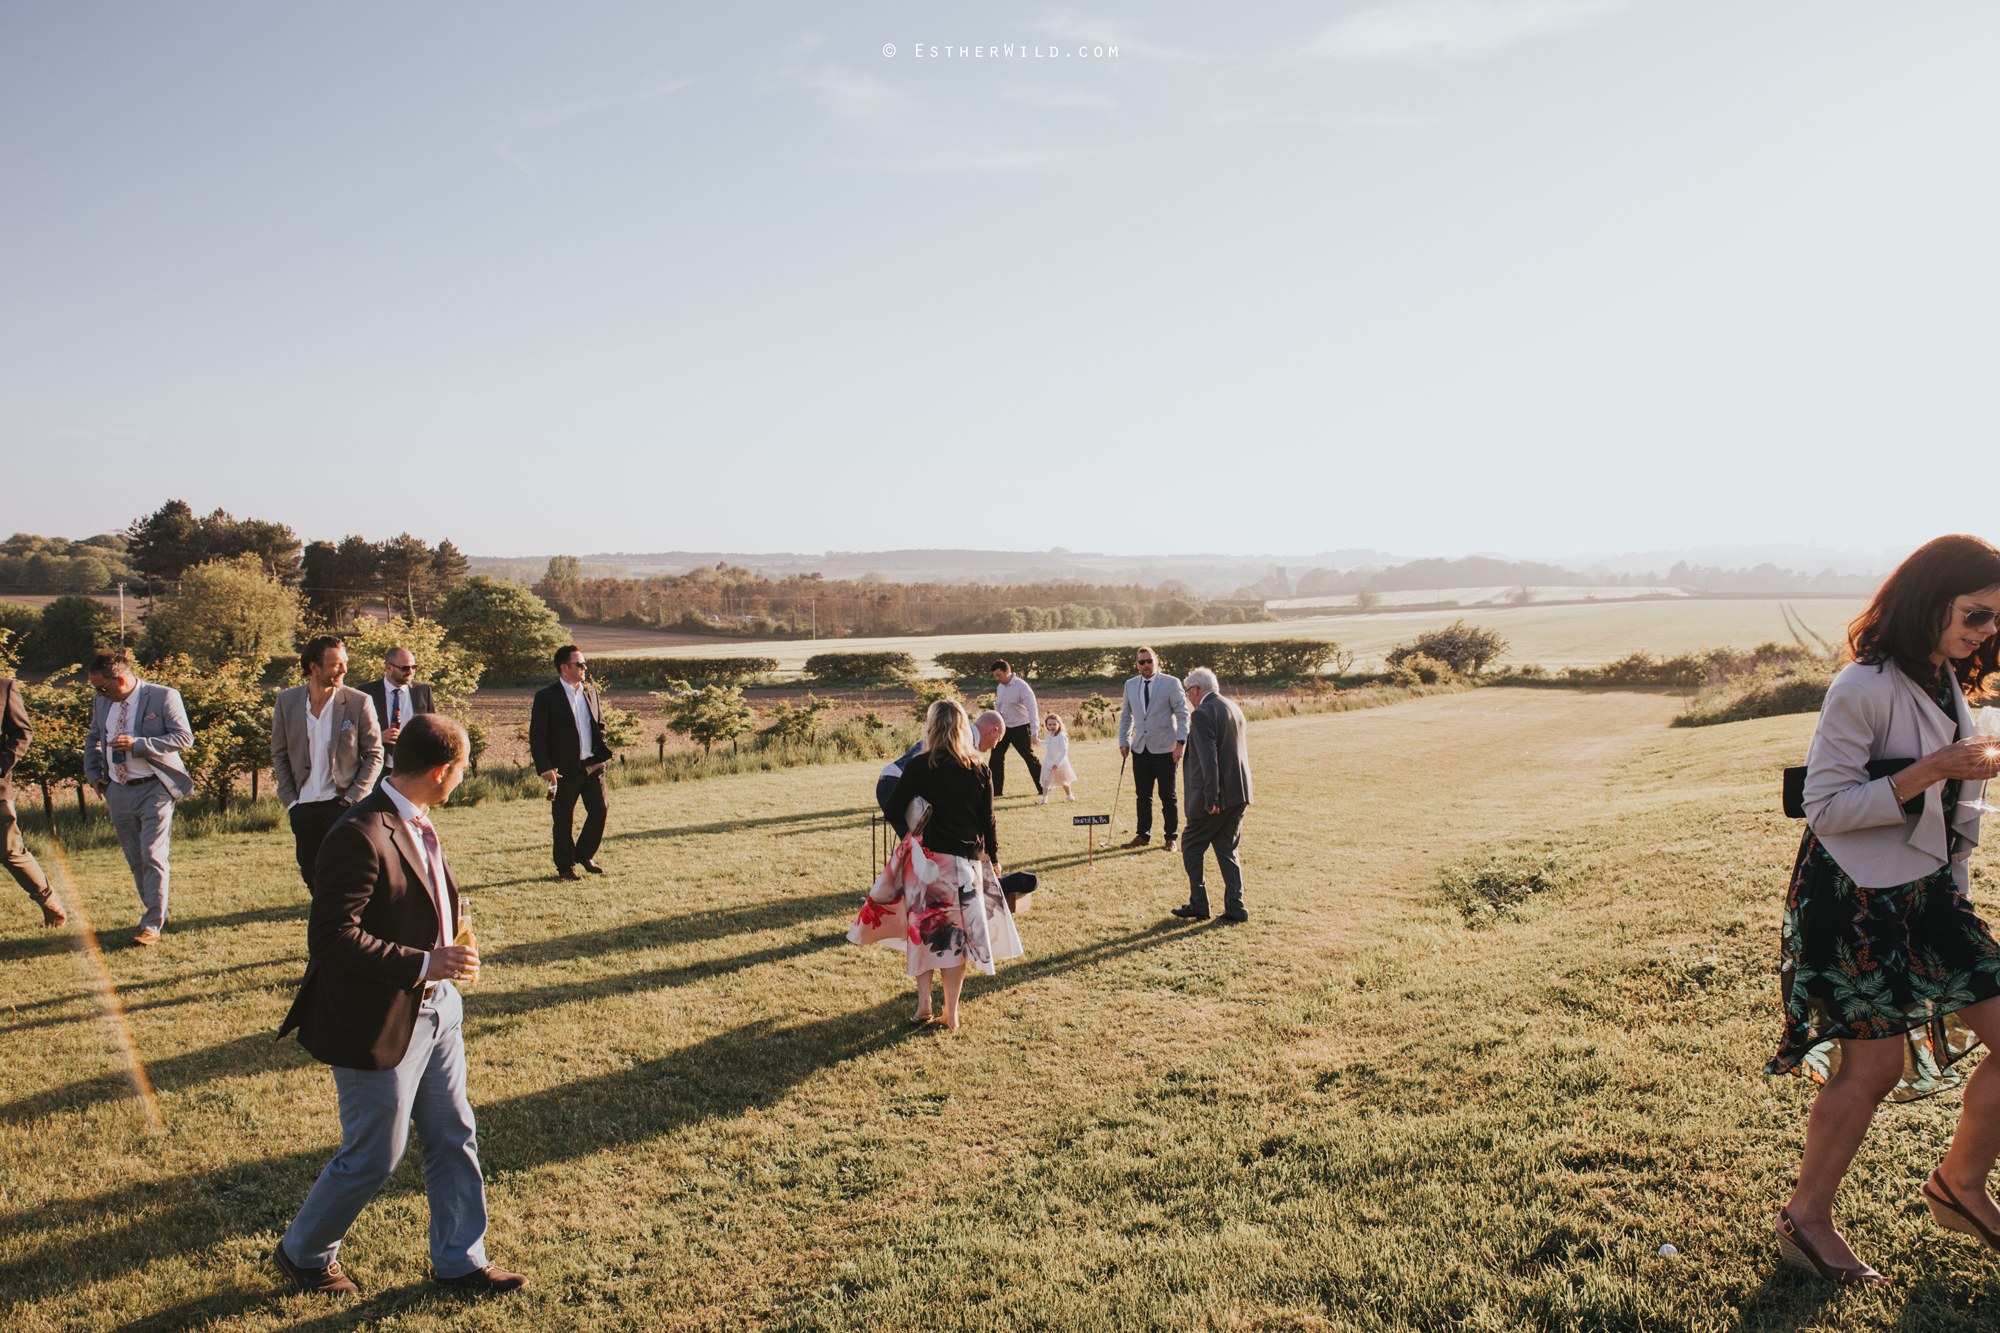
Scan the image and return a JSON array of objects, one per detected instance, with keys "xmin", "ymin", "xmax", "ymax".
[{"xmin": 5, "ymin": 687, "xmax": 1999, "ymax": 1330}]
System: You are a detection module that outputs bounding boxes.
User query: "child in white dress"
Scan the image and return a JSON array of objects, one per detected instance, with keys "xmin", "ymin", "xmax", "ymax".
[{"xmin": 1037, "ymin": 713, "xmax": 1078, "ymax": 803}]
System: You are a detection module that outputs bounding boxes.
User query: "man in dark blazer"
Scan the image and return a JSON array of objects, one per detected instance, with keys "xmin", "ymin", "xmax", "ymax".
[
  {"xmin": 1172, "ymin": 667, "xmax": 1254, "ymax": 923},
  {"xmin": 528, "ymin": 644, "xmax": 611, "ymax": 881},
  {"xmin": 358, "ymin": 644, "xmax": 435, "ymax": 780},
  {"xmin": 275, "ymin": 714, "xmax": 527, "ymax": 1297},
  {"xmin": 1, "ymin": 674, "xmax": 65, "ymax": 926}
]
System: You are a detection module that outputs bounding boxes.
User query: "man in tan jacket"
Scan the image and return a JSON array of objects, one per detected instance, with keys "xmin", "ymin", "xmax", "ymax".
[
  {"xmin": 1, "ymin": 675, "xmax": 65, "ymax": 926},
  {"xmin": 272, "ymin": 635, "xmax": 384, "ymax": 892}
]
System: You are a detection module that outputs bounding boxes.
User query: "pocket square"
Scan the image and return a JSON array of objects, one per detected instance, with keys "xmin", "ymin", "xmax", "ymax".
[{"xmin": 341, "ymin": 720, "xmax": 354, "ymax": 730}]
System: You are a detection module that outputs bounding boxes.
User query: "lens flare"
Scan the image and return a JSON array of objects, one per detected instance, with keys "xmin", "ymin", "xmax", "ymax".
[{"xmin": 42, "ymin": 839, "xmax": 162, "ymax": 1134}]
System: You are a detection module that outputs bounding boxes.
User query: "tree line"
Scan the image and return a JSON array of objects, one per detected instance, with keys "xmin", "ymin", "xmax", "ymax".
[{"xmin": 528, "ymin": 560, "xmax": 1274, "ymax": 639}]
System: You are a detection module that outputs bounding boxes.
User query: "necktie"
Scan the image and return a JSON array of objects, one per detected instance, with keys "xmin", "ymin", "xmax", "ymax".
[
  {"xmin": 390, "ymin": 690, "xmax": 401, "ymax": 731},
  {"xmin": 411, "ymin": 814, "xmax": 452, "ymax": 947},
  {"xmin": 113, "ymin": 698, "xmax": 130, "ymax": 783},
  {"xmin": 1143, "ymin": 679, "xmax": 1152, "ymax": 711}
]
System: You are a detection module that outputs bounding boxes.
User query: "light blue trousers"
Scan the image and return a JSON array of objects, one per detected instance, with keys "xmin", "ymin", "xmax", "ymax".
[
  {"xmin": 283, "ymin": 982, "xmax": 490, "ymax": 1277},
  {"xmin": 103, "ymin": 778, "xmax": 173, "ymax": 932}
]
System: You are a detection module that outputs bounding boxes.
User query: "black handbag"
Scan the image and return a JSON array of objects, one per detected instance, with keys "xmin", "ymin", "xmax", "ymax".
[{"xmin": 1783, "ymin": 758, "xmax": 1918, "ymax": 819}]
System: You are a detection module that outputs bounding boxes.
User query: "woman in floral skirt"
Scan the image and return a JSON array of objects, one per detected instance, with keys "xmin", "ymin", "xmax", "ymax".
[
  {"xmin": 1769, "ymin": 535, "xmax": 2000, "ymax": 1284},
  {"xmin": 849, "ymin": 699, "xmax": 1022, "ymax": 1029}
]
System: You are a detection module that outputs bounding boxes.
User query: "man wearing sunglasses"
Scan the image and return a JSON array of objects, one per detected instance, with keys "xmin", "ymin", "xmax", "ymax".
[{"xmin": 1117, "ymin": 646, "xmax": 1189, "ymax": 852}]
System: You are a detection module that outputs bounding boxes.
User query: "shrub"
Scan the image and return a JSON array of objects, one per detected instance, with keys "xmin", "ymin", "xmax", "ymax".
[
  {"xmin": 931, "ymin": 640, "xmax": 1340, "ymax": 683},
  {"xmin": 762, "ymin": 693, "xmax": 833, "ymax": 745},
  {"xmin": 139, "ymin": 555, "xmax": 298, "ymax": 668},
  {"xmin": 1393, "ymin": 653, "xmax": 1454, "ymax": 686},
  {"xmin": 24, "ymin": 596, "xmax": 117, "ymax": 671},
  {"xmin": 438, "ymin": 576, "xmax": 569, "ymax": 682},
  {"xmin": 603, "ymin": 706, "xmax": 647, "ymax": 751},
  {"xmin": 0, "ymin": 601, "xmax": 38, "ymax": 655},
  {"xmin": 1673, "ymin": 659, "xmax": 1838, "ymax": 727},
  {"xmin": 1386, "ymin": 620, "xmax": 1508, "ymax": 675},
  {"xmin": 1440, "ymin": 853, "xmax": 1567, "ymax": 928},
  {"xmin": 655, "ymin": 683, "xmax": 755, "ymax": 756},
  {"xmin": 909, "ymin": 677, "xmax": 963, "ymax": 720},
  {"xmin": 1074, "ymin": 694, "xmax": 1114, "ymax": 728},
  {"xmin": 584, "ymin": 656, "xmax": 778, "ymax": 688},
  {"xmin": 804, "ymin": 651, "xmax": 916, "ymax": 683}
]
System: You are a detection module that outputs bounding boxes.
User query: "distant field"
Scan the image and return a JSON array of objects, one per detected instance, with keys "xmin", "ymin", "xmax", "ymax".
[{"xmin": 597, "ymin": 598, "xmax": 1866, "ymax": 677}]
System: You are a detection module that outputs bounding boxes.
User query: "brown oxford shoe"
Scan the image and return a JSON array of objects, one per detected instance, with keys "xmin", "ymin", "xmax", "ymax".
[
  {"xmin": 555, "ymin": 867, "xmax": 581, "ymax": 882},
  {"xmin": 1120, "ymin": 835, "xmax": 1151, "ymax": 850},
  {"xmin": 133, "ymin": 927, "xmax": 161, "ymax": 946},
  {"xmin": 273, "ymin": 1242, "xmax": 361, "ymax": 1296},
  {"xmin": 431, "ymin": 1262, "xmax": 529, "ymax": 1294},
  {"xmin": 1161, "ymin": 835, "xmax": 1180, "ymax": 853},
  {"xmin": 581, "ymin": 859, "xmax": 605, "ymax": 875}
]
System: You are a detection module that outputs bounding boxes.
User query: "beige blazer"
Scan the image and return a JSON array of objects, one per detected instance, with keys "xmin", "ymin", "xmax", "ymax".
[
  {"xmin": 1803, "ymin": 660, "xmax": 1983, "ymax": 890},
  {"xmin": 271, "ymin": 684, "xmax": 384, "ymax": 808}
]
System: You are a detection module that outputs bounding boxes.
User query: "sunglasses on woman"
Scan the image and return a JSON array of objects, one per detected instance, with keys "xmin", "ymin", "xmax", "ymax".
[{"xmin": 1956, "ymin": 603, "xmax": 1998, "ymax": 629}]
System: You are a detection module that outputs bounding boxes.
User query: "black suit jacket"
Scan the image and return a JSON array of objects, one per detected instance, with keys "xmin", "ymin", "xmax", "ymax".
[
  {"xmin": 278, "ymin": 787, "xmax": 460, "ymax": 1070},
  {"xmin": 529, "ymin": 679, "xmax": 610, "ymax": 776},
  {"xmin": 360, "ymin": 679, "xmax": 435, "ymax": 770},
  {"xmin": 359, "ymin": 679, "xmax": 435, "ymax": 730}
]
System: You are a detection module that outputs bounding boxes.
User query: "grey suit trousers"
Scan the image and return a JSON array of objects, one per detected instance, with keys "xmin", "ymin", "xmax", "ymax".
[
  {"xmin": 104, "ymin": 779, "xmax": 173, "ymax": 932},
  {"xmin": 283, "ymin": 982, "xmax": 490, "ymax": 1277},
  {"xmin": 1181, "ymin": 802, "xmax": 1248, "ymax": 917}
]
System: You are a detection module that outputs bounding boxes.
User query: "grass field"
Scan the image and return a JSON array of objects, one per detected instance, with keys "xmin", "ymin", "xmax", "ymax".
[
  {"xmin": 605, "ymin": 599, "xmax": 1866, "ymax": 678},
  {"xmin": 10, "ymin": 684, "xmax": 2000, "ymax": 1330}
]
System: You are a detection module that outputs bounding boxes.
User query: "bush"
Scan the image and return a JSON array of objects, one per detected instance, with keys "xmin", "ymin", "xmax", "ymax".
[
  {"xmin": 1673, "ymin": 660, "xmax": 1838, "ymax": 727},
  {"xmin": 140, "ymin": 555, "xmax": 299, "ymax": 668},
  {"xmin": 585, "ymin": 656, "xmax": 778, "ymax": 688},
  {"xmin": 23, "ymin": 596, "xmax": 117, "ymax": 671},
  {"xmin": 762, "ymin": 693, "xmax": 833, "ymax": 744},
  {"xmin": 1440, "ymin": 853, "xmax": 1568, "ymax": 928},
  {"xmin": 438, "ymin": 576, "xmax": 569, "ymax": 682},
  {"xmin": 931, "ymin": 640, "xmax": 1340, "ymax": 683},
  {"xmin": 805, "ymin": 651, "xmax": 915, "ymax": 683},
  {"xmin": 0, "ymin": 601, "xmax": 38, "ymax": 653},
  {"xmin": 1386, "ymin": 620, "xmax": 1508, "ymax": 675},
  {"xmin": 909, "ymin": 677, "xmax": 963, "ymax": 720},
  {"xmin": 1390, "ymin": 653, "xmax": 1453, "ymax": 686},
  {"xmin": 655, "ymin": 683, "xmax": 756, "ymax": 755}
]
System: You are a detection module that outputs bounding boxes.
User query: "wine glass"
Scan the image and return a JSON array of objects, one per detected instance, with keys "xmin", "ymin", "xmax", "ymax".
[{"xmin": 1967, "ymin": 709, "xmax": 2000, "ymax": 813}]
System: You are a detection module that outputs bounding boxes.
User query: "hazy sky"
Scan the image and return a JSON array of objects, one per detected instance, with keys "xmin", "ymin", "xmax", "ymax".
[{"xmin": 4, "ymin": 2, "xmax": 1996, "ymax": 560}]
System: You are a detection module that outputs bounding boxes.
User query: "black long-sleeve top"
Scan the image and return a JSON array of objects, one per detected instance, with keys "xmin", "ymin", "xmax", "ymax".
[{"xmin": 885, "ymin": 750, "xmax": 999, "ymax": 862}]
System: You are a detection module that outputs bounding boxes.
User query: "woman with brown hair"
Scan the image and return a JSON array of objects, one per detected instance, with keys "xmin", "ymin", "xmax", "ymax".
[
  {"xmin": 1769, "ymin": 534, "xmax": 2000, "ymax": 1284},
  {"xmin": 848, "ymin": 699, "xmax": 1022, "ymax": 1029}
]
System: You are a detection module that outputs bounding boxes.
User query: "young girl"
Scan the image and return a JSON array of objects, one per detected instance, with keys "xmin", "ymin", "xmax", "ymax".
[{"xmin": 1037, "ymin": 712, "xmax": 1078, "ymax": 803}]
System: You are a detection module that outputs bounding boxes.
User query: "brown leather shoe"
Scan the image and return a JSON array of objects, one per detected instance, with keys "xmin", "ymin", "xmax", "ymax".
[
  {"xmin": 555, "ymin": 867, "xmax": 581, "ymax": 882},
  {"xmin": 273, "ymin": 1242, "xmax": 360, "ymax": 1296},
  {"xmin": 581, "ymin": 859, "xmax": 605, "ymax": 875},
  {"xmin": 1162, "ymin": 835, "xmax": 1179, "ymax": 853},
  {"xmin": 431, "ymin": 1263, "xmax": 529, "ymax": 1294},
  {"xmin": 1120, "ymin": 835, "xmax": 1150, "ymax": 850},
  {"xmin": 133, "ymin": 927, "xmax": 161, "ymax": 946}
]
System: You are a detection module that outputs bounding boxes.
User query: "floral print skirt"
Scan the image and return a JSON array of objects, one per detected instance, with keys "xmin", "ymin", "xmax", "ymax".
[
  {"xmin": 849, "ymin": 836, "xmax": 1023, "ymax": 979},
  {"xmin": 1767, "ymin": 831, "xmax": 2000, "ymax": 1101}
]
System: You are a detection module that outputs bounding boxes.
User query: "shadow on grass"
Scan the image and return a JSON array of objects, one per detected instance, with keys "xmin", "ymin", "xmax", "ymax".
[
  {"xmin": 0, "ymin": 919, "xmax": 1191, "ymax": 1321},
  {"xmin": 603, "ymin": 805, "xmax": 878, "ymax": 844},
  {"xmin": 1732, "ymin": 1265, "xmax": 1853, "ymax": 1330}
]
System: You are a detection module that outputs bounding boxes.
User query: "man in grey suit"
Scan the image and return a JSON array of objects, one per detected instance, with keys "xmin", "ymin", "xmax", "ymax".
[
  {"xmin": 1172, "ymin": 667, "xmax": 1253, "ymax": 923},
  {"xmin": 1117, "ymin": 646, "xmax": 1190, "ymax": 851},
  {"xmin": 273, "ymin": 635, "xmax": 384, "ymax": 891},
  {"xmin": 84, "ymin": 649, "xmax": 194, "ymax": 945}
]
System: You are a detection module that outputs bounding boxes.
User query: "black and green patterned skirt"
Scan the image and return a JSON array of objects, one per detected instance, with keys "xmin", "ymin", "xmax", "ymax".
[{"xmin": 1767, "ymin": 831, "xmax": 2000, "ymax": 1101}]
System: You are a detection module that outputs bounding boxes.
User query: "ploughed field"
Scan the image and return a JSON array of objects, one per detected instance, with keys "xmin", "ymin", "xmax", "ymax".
[
  {"xmin": 7, "ymin": 687, "xmax": 1999, "ymax": 1331},
  {"xmin": 581, "ymin": 597, "xmax": 1867, "ymax": 677}
]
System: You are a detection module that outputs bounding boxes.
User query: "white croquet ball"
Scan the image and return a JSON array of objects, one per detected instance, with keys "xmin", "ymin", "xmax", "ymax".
[{"xmin": 1658, "ymin": 1244, "xmax": 1679, "ymax": 1258}]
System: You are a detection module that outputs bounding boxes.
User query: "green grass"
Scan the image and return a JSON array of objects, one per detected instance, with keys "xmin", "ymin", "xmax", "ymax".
[
  {"xmin": 7, "ymin": 686, "xmax": 2000, "ymax": 1330},
  {"xmin": 601, "ymin": 599, "xmax": 1867, "ymax": 679}
]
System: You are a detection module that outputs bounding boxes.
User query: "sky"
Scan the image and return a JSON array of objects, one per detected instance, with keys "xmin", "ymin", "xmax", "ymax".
[{"xmin": 3, "ymin": 2, "xmax": 1997, "ymax": 561}]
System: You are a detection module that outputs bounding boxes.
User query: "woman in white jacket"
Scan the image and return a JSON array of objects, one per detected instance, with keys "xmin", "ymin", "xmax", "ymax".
[{"xmin": 1769, "ymin": 535, "xmax": 2000, "ymax": 1285}]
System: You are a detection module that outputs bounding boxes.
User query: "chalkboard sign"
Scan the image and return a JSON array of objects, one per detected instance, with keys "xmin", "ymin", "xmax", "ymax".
[{"xmin": 1072, "ymin": 814, "xmax": 1111, "ymax": 826}]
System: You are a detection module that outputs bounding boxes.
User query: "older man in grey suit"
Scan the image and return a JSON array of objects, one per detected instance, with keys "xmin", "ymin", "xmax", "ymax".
[
  {"xmin": 273, "ymin": 635, "xmax": 384, "ymax": 891},
  {"xmin": 1117, "ymin": 645, "xmax": 1190, "ymax": 851},
  {"xmin": 85, "ymin": 649, "xmax": 195, "ymax": 945},
  {"xmin": 1172, "ymin": 667, "xmax": 1253, "ymax": 923}
]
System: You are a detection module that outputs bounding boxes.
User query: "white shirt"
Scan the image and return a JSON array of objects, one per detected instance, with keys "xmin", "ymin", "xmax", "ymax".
[
  {"xmin": 562, "ymin": 678, "xmax": 594, "ymax": 760},
  {"xmin": 380, "ymin": 682, "xmax": 414, "ymax": 768},
  {"xmin": 107, "ymin": 684, "xmax": 158, "ymax": 781},
  {"xmin": 380, "ymin": 779, "xmax": 454, "ymax": 962},
  {"xmin": 296, "ymin": 689, "xmax": 342, "ymax": 805},
  {"xmin": 994, "ymin": 674, "xmax": 1040, "ymax": 737}
]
